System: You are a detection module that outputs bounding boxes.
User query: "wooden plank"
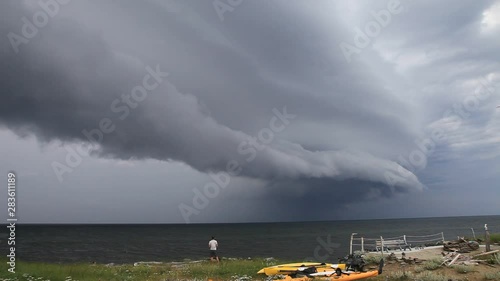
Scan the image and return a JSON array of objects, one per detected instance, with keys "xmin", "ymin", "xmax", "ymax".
[
  {"xmin": 472, "ymin": 250, "xmax": 499, "ymax": 258},
  {"xmin": 440, "ymin": 252, "xmax": 454, "ymax": 266},
  {"xmin": 447, "ymin": 254, "xmax": 461, "ymax": 267}
]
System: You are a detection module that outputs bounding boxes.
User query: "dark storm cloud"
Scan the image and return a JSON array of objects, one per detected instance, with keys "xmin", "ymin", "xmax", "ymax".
[
  {"xmin": 3, "ymin": 0, "xmax": 499, "ymax": 223},
  {"xmin": 0, "ymin": 0, "xmax": 423, "ymax": 201}
]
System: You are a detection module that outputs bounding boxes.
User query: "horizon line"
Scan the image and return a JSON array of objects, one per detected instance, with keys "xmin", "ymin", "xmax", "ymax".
[{"xmin": 4, "ymin": 214, "xmax": 499, "ymax": 225}]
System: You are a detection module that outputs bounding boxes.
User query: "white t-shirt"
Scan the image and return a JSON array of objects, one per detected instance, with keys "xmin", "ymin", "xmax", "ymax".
[{"xmin": 209, "ymin": 239, "xmax": 218, "ymax": 250}]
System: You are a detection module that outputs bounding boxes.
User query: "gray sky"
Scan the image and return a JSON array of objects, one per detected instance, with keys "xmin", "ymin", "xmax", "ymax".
[{"xmin": 1, "ymin": 0, "xmax": 499, "ymax": 223}]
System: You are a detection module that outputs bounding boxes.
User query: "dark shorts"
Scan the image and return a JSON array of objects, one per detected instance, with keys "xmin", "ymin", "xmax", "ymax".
[{"xmin": 210, "ymin": 250, "xmax": 217, "ymax": 257}]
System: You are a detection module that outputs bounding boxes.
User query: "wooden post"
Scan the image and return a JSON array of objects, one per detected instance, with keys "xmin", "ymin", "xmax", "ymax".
[
  {"xmin": 471, "ymin": 228, "xmax": 476, "ymax": 240},
  {"xmin": 361, "ymin": 237, "xmax": 364, "ymax": 253},
  {"xmin": 380, "ymin": 236, "xmax": 384, "ymax": 258},
  {"xmin": 485, "ymin": 224, "xmax": 491, "ymax": 252},
  {"xmin": 441, "ymin": 232, "xmax": 445, "ymax": 243}
]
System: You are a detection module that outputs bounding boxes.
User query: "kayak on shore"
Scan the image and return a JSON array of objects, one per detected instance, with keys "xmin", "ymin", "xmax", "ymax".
[
  {"xmin": 263, "ymin": 259, "xmax": 384, "ymax": 281},
  {"xmin": 258, "ymin": 262, "xmax": 347, "ymax": 276},
  {"xmin": 276, "ymin": 269, "xmax": 379, "ymax": 281}
]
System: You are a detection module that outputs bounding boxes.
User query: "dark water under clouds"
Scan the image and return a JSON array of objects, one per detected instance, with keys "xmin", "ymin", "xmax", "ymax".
[{"xmin": 1, "ymin": 216, "xmax": 499, "ymax": 263}]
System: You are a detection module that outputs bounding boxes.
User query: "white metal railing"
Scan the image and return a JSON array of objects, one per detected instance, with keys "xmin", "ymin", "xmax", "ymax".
[{"xmin": 349, "ymin": 232, "xmax": 445, "ymax": 254}]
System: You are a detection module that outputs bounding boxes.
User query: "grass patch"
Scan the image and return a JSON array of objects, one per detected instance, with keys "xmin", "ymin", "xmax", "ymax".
[
  {"xmin": 387, "ymin": 270, "xmax": 413, "ymax": 281},
  {"xmin": 475, "ymin": 253, "xmax": 500, "ymax": 265},
  {"xmin": 413, "ymin": 266, "xmax": 425, "ymax": 273},
  {"xmin": 0, "ymin": 258, "xmax": 278, "ymax": 281},
  {"xmin": 483, "ymin": 271, "xmax": 500, "ymax": 280},
  {"xmin": 489, "ymin": 233, "xmax": 500, "ymax": 243},
  {"xmin": 422, "ymin": 258, "xmax": 443, "ymax": 270},
  {"xmin": 485, "ymin": 253, "xmax": 500, "ymax": 265},
  {"xmin": 491, "ymin": 253, "xmax": 500, "ymax": 265},
  {"xmin": 415, "ymin": 271, "xmax": 447, "ymax": 281},
  {"xmin": 363, "ymin": 254, "xmax": 383, "ymax": 265},
  {"xmin": 452, "ymin": 265, "xmax": 475, "ymax": 274},
  {"xmin": 177, "ymin": 260, "xmax": 262, "ymax": 280}
]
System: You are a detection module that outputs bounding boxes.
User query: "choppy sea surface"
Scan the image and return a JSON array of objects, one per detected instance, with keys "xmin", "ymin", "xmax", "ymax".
[{"xmin": 1, "ymin": 215, "xmax": 499, "ymax": 263}]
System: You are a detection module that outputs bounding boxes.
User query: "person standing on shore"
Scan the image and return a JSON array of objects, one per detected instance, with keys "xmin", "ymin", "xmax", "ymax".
[{"xmin": 208, "ymin": 236, "xmax": 219, "ymax": 262}]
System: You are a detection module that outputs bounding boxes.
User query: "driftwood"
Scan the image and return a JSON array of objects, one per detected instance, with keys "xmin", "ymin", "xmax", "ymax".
[
  {"xmin": 441, "ymin": 252, "xmax": 485, "ymax": 267},
  {"xmin": 467, "ymin": 259, "xmax": 497, "ymax": 267},
  {"xmin": 447, "ymin": 254, "xmax": 461, "ymax": 267},
  {"xmin": 441, "ymin": 252, "xmax": 455, "ymax": 265},
  {"xmin": 472, "ymin": 250, "xmax": 499, "ymax": 258},
  {"xmin": 443, "ymin": 238, "xmax": 479, "ymax": 253}
]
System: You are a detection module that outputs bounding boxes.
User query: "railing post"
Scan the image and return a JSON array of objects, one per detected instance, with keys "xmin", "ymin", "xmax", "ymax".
[
  {"xmin": 361, "ymin": 237, "xmax": 364, "ymax": 253},
  {"xmin": 380, "ymin": 236, "xmax": 384, "ymax": 257},
  {"xmin": 441, "ymin": 232, "xmax": 445, "ymax": 243},
  {"xmin": 485, "ymin": 224, "xmax": 491, "ymax": 252},
  {"xmin": 350, "ymin": 233, "xmax": 356, "ymax": 255}
]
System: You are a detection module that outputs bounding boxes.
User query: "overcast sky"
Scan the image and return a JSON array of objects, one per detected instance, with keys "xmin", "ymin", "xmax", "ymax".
[{"xmin": 1, "ymin": 0, "xmax": 499, "ymax": 223}]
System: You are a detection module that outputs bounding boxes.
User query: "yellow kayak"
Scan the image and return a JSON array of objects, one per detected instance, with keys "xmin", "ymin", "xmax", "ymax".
[
  {"xmin": 258, "ymin": 263, "xmax": 347, "ymax": 276},
  {"xmin": 275, "ymin": 259, "xmax": 384, "ymax": 281},
  {"xmin": 276, "ymin": 270, "xmax": 379, "ymax": 281}
]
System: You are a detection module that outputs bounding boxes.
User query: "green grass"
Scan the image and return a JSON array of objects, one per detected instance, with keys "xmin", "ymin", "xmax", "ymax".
[
  {"xmin": 387, "ymin": 270, "xmax": 414, "ymax": 281},
  {"xmin": 483, "ymin": 271, "xmax": 500, "ymax": 280},
  {"xmin": 490, "ymin": 233, "xmax": 500, "ymax": 243},
  {"xmin": 363, "ymin": 254, "xmax": 383, "ymax": 265},
  {"xmin": 422, "ymin": 258, "xmax": 443, "ymax": 270},
  {"xmin": 413, "ymin": 265, "xmax": 425, "ymax": 273},
  {"xmin": 486, "ymin": 253, "xmax": 500, "ymax": 265},
  {"xmin": 0, "ymin": 258, "xmax": 278, "ymax": 281},
  {"xmin": 414, "ymin": 271, "xmax": 448, "ymax": 281},
  {"xmin": 474, "ymin": 253, "xmax": 500, "ymax": 265},
  {"xmin": 0, "ymin": 260, "xmax": 165, "ymax": 281},
  {"xmin": 452, "ymin": 264, "xmax": 475, "ymax": 274}
]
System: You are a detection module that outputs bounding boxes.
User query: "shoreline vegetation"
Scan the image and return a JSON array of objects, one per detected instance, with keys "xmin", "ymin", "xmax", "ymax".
[
  {"xmin": 0, "ymin": 257, "xmax": 275, "ymax": 281},
  {"xmin": 1, "ymin": 243, "xmax": 498, "ymax": 281}
]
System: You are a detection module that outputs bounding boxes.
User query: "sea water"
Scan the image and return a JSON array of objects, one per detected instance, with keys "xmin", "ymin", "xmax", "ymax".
[{"xmin": 1, "ymin": 215, "xmax": 498, "ymax": 263}]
